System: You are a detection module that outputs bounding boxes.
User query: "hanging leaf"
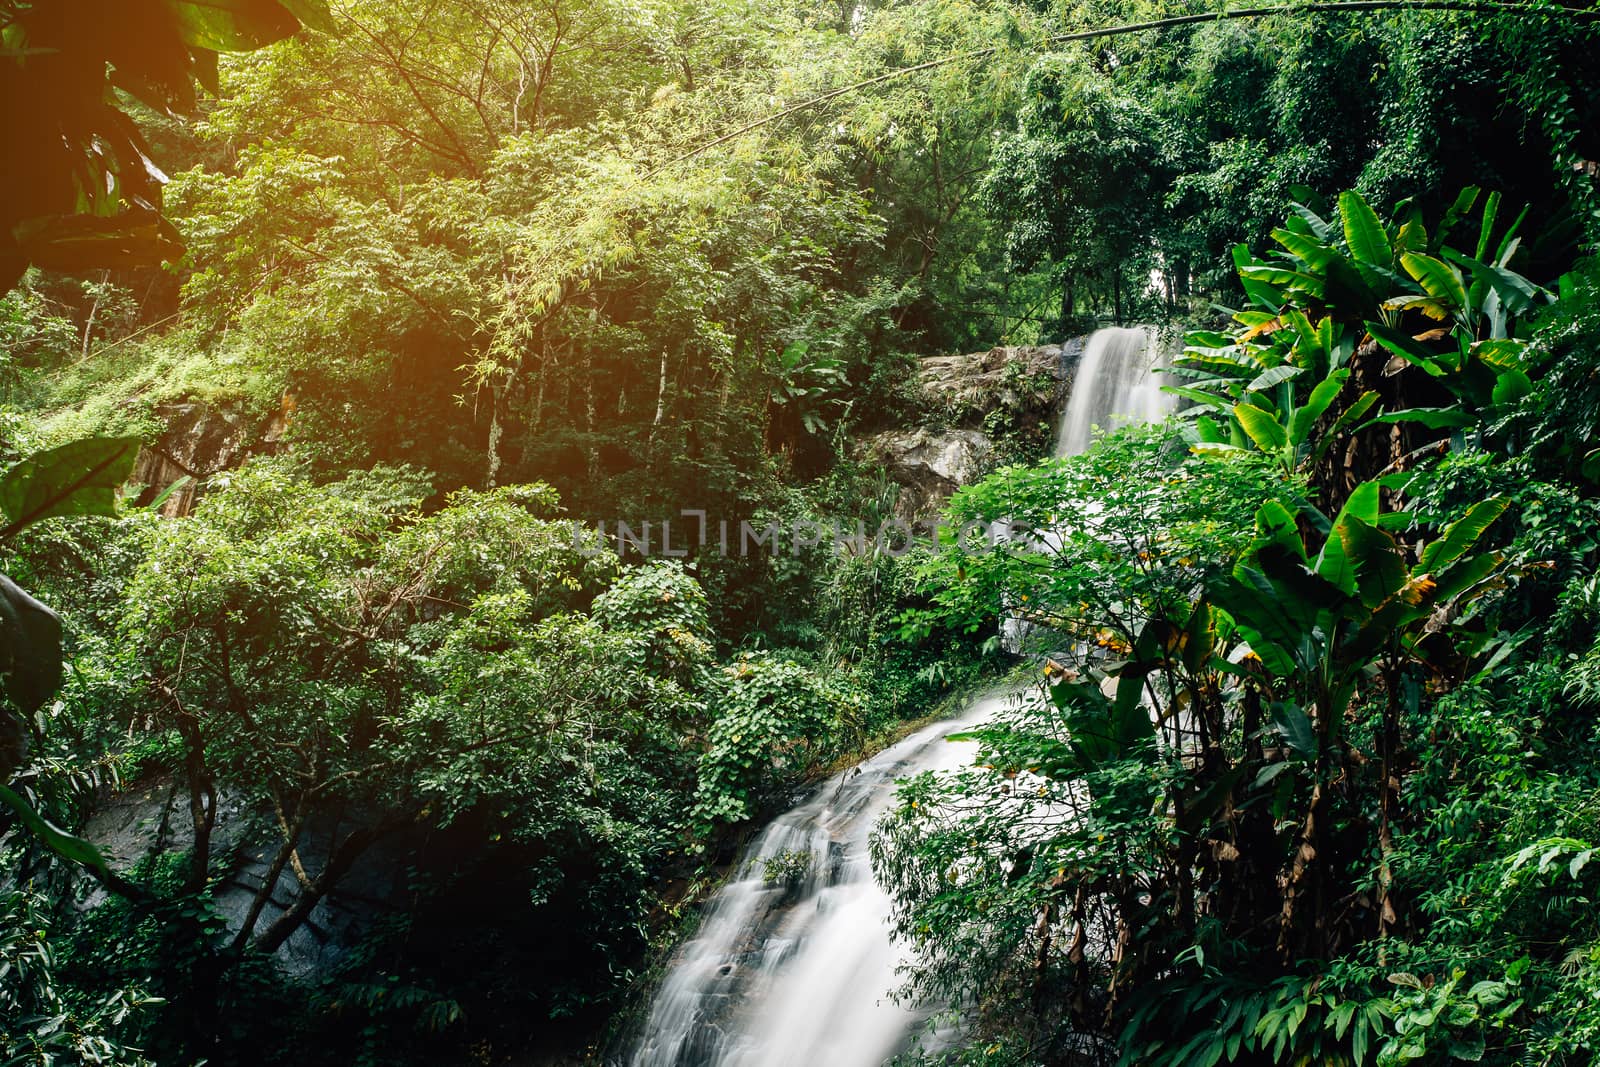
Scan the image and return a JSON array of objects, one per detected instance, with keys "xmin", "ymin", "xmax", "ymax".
[
  {"xmin": 14, "ymin": 211, "xmax": 185, "ymax": 273},
  {"xmin": 0, "ymin": 436, "xmax": 142, "ymax": 537},
  {"xmin": 0, "ymin": 783, "xmax": 112, "ymax": 873},
  {"xmin": 0, "ymin": 572, "xmax": 63, "ymax": 718},
  {"xmin": 167, "ymin": 0, "xmax": 305, "ymax": 52}
]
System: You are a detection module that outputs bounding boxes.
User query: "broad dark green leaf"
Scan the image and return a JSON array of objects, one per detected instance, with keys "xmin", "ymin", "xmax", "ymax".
[
  {"xmin": 1492, "ymin": 368, "xmax": 1533, "ymax": 406},
  {"xmin": 0, "ymin": 572, "xmax": 63, "ymax": 717},
  {"xmin": 168, "ymin": 0, "xmax": 304, "ymax": 51},
  {"xmin": 1270, "ymin": 701, "xmax": 1317, "ymax": 758},
  {"xmin": 1323, "ymin": 255, "xmax": 1379, "ymax": 314},
  {"xmin": 14, "ymin": 211, "xmax": 185, "ymax": 273},
  {"xmin": 0, "ymin": 437, "xmax": 142, "ymax": 535}
]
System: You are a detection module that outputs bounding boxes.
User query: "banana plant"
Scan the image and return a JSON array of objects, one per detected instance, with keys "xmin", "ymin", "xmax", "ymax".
[
  {"xmin": 1169, "ymin": 189, "xmax": 1553, "ymax": 458},
  {"xmin": 0, "ymin": 436, "xmax": 140, "ymax": 879},
  {"xmin": 1207, "ymin": 482, "xmax": 1507, "ymax": 760}
]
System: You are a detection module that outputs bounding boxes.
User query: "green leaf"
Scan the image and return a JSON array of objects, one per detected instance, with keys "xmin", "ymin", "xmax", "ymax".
[
  {"xmin": 1289, "ymin": 201, "xmax": 1333, "ymax": 241},
  {"xmin": 1367, "ymin": 407, "xmax": 1474, "ymax": 430},
  {"xmin": 14, "ymin": 211, "xmax": 185, "ymax": 273},
  {"xmin": 0, "ymin": 437, "xmax": 141, "ymax": 536},
  {"xmin": 1163, "ymin": 385, "xmax": 1235, "ymax": 412},
  {"xmin": 1418, "ymin": 498, "xmax": 1509, "ymax": 574},
  {"xmin": 1337, "ymin": 480, "xmax": 1382, "ymax": 528},
  {"xmin": 1339, "ymin": 515, "xmax": 1407, "ymax": 609},
  {"xmin": 0, "ymin": 783, "xmax": 111, "ymax": 873},
  {"xmin": 1367, "ymin": 322, "xmax": 1446, "ymax": 378},
  {"xmin": 1270, "ymin": 701, "xmax": 1317, "ymax": 758},
  {"xmin": 1234, "ymin": 244, "xmax": 1285, "ymax": 310},
  {"xmin": 1271, "ymin": 227, "xmax": 1333, "ymax": 269},
  {"xmin": 1290, "ymin": 369, "xmax": 1350, "ymax": 447},
  {"xmin": 1254, "ymin": 499, "xmax": 1308, "ymax": 563},
  {"xmin": 1234, "ymin": 404, "xmax": 1288, "ymax": 452},
  {"xmin": 1340, "ymin": 191, "xmax": 1392, "ymax": 267},
  {"xmin": 1323, "ymin": 255, "xmax": 1378, "ymax": 313},
  {"xmin": 1435, "ymin": 186, "xmax": 1481, "ymax": 251},
  {"xmin": 1401, "ymin": 253, "xmax": 1468, "ymax": 311},
  {"xmin": 1443, "ymin": 248, "xmax": 1546, "ymax": 317},
  {"xmin": 1430, "ymin": 553, "xmax": 1500, "ymax": 605},
  {"xmin": 276, "ymin": 0, "xmax": 336, "ymax": 33},
  {"xmin": 1247, "ymin": 365, "xmax": 1304, "ymax": 392},
  {"xmin": 1492, "ymin": 369, "xmax": 1533, "ymax": 406},
  {"xmin": 1475, "ymin": 189, "xmax": 1502, "ymax": 263},
  {"xmin": 1310, "ymin": 390, "xmax": 1380, "ymax": 469},
  {"xmin": 1582, "ymin": 448, "xmax": 1600, "ymax": 484},
  {"xmin": 0, "ymin": 572, "xmax": 63, "ymax": 717},
  {"xmin": 167, "ymin": 0, "xmax": 304, "ymax": 51}
]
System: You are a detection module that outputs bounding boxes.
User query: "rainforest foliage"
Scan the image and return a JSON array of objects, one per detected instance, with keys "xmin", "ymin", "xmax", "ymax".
[{"xmin": 3, "ymin": 0, "xmax": 1600, "ymax": 1064}]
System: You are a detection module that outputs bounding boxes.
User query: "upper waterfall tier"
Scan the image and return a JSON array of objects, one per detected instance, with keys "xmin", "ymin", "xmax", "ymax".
[{"xmin": 1055, "ymin": 326, "xmax": 1172, "ymax": 458}]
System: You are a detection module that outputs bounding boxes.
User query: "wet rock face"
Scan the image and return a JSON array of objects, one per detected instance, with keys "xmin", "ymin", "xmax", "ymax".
[
  {"xmin": 129, "ymin": 400, "xmax": 286, "ymax": 516},
  {"xmin": 862, "ymin": 341, "xmax": 1081, "ymax": 519},
  {"xmin": 82, "ymin": 781, "xmax": 396, "ymax": 980}
]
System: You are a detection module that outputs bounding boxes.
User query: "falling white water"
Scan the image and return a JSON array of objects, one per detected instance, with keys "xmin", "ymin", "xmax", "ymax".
[
  {"xmin": 1054, "ymin": 326, "xmax": 1173, "ymax": 458},
  {"xmin": 622, "ymin": 694, "xmax": 1003, "ymax": 1067},
  {"xmin": 1000, "ymin": 326, "xmax": 1173, "ymax": 653},
  {"xmin": 625, "ymin": 330, "xmax": 1176, "ymax": 1066}
]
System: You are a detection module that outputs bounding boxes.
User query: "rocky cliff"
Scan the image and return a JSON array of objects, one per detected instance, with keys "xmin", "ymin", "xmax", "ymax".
[{"xmin": 862, "ymin": 339, "xmax": 1082, "ymax": 519}]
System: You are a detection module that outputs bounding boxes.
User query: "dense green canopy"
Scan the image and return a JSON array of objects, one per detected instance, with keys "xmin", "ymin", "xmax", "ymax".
[{"xmin": 3, "ymin": 1, "xmax": 1600, "ymax": 1063}]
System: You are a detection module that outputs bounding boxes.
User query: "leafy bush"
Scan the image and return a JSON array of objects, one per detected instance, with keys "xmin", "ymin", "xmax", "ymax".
[{"xmin": 693, "ymin": 653, "xmax": 850, "ymax": 830}]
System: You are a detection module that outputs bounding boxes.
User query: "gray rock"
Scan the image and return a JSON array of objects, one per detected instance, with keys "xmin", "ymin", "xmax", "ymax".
[
  {"xmin": 860, "ymin": 339, "xmax": 1085, "ymax": 519},
  {"xmin": 860, "ymin": 426, "xmax": 993, "ymax": 520},
  {"xmin": 918, "ymin": 343, "xmax": 1068, "ymax": 423}
]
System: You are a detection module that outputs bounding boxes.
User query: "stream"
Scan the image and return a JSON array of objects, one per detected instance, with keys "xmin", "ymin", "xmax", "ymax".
[{"xmin": 623, "ymin": 326, "xmax": 1170, "ymax": 1067}]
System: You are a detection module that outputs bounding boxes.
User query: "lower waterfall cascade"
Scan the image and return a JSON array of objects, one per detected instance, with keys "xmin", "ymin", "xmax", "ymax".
[
  {"xmin": 622, "ymin": 326, "xmax": 1173, "ymax": 1067},
  {"xmin": 621, "ymin": 699, "xmax": 995, "ymax": 1067}
]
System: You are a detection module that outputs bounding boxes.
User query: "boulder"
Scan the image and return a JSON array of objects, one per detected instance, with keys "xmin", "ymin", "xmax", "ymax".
[
  {"xmin": 860, "ymin": 426, "xmax": 993, "ymax": 520},
  {"xmin": 917, "ymin": 341, "xmax": 1075, "ymax": 423},
  {"xmin": 860, "ymin": 338, "xmax": 1085, "ymax": 519}
]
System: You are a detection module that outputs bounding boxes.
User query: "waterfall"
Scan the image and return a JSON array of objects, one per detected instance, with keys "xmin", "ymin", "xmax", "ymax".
[
  {"xmin": 620, "ymin": 697, "xmax": 997, "ymax": 1067},
  {"xmin": 623, "ymin": 328, "xmax": 1174, "ymax": 1066},
  {"xmin": 1002, "ymin": 325, "xmax": 1173, "ymax": 652},
  {"xmin": 1054, "ymin": 326, "xmax": 1172, "ymax": 458}
]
